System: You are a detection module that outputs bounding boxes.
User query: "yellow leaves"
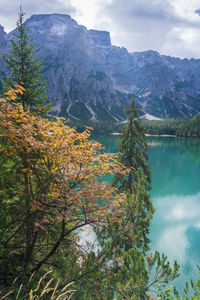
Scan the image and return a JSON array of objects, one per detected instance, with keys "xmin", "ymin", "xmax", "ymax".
[
  {"xmin": 0, "ymin": 86, "xmax": 129, "ymax": 228},
  {"xmin": 4, "ymin": 84, "xmax": 25, "ymax": 100},
  {"xmin": 146, "ymin": 293, "xmax": 155, "ymax": 300}
]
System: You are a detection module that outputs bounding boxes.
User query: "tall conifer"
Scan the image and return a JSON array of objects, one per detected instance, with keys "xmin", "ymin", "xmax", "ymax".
[
  {"xmin": 113, "ymin": 98, "xmax": 151, "ymax": 193},
  {"xmin": 113, "ymin": 98, "xmax": 154, "ymax": 250},
  {"xmin": 2, "ymin": 7, "xmax": 47, "ymax": 111}
]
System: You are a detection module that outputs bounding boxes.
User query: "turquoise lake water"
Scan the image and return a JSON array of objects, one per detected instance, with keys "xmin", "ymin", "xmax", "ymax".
[{"xmin": 94, "ymin": 134, "xmax": 200, "ymax": 290}]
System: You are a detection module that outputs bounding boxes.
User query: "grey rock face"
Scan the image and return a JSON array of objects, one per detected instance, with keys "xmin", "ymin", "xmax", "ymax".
[
  {"xmin": 24, "ymin": 14, "xmax": 128, "ymax": 121},
  {"xmin": 0, "ymin": 25, "xmax": 7, "ymax": 87},
  {"xmin": 1, "ymin": 13, "xmax": 200, "ymax": 120},
  {"xmin": 88, "ymin": 30, "xmax": 111, "ymax": 47},
  {"xmin": 0, "ymin": 25, "xmax": 6, "ymax": 50}
]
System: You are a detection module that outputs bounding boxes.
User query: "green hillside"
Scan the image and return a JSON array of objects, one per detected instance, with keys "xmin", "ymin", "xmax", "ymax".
[{"xmin": 176, "ymin": 113, "xmax": 200, "ymax": 138}]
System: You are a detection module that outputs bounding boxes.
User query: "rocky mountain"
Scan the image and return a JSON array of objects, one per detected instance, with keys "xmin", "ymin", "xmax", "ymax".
[
  {"xmin": 0, "ymin": 25, "xmax": 7, "ymax": 81},
  {"xmin": 0, "ymin": 25, "xmax": 6, "ymax": 49},
  {"xmin": 1, "ymin": 13, "xmax": 200, "ymax": 121}
]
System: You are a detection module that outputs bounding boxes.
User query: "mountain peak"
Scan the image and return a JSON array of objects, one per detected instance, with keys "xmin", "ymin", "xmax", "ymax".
[
  {"xmin": 1, "ymin": 13, "xmax": 200, "ymax": 120},
  {"xmin": 23, "ymin": 13, "xmax": 83, "ymax": 39},
  {"xmin": 27, "ymin": 13, "xmax": 76, "ymax": 22},
  {"xmin": 88, "ymin": 29, "xmax": 111, "ymax": 47},
  {"xmin": 25, "ymin": 13, "xmax": 79, "ymax": 29}
]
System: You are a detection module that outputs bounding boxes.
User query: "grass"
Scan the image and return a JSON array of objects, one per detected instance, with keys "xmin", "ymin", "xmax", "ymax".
[{"xmin": 0, "ymin": 271, "xmax": 76, "ymax": 300}]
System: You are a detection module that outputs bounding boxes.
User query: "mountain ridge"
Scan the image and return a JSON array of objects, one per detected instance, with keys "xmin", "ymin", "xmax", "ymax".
[{"xmin": 0, "ymin": 13, "xmax": 200, "ymax": 121}]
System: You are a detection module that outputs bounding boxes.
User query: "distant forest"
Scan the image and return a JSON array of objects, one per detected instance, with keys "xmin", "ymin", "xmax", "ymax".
[
  {"xmin": 69, "ymin": 113, "xmax": 200, "ymax": 139},
  {"xmin": 142, "ymin": 114, "xmax": 200, "ymax": 138}
]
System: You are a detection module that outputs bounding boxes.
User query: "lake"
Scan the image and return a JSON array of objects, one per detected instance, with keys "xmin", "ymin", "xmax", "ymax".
[{"xmin": 94, "ymin": 134, "xmax": 200, "ymax": 290}]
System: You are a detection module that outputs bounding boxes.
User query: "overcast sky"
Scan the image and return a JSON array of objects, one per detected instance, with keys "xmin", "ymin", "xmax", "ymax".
[{"xmin": 1, "ymin": 0, "xmax": 200, "ymax": 58}]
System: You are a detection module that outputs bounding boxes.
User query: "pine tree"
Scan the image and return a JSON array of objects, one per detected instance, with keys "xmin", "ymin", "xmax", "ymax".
[
  {"xmin": 2, "ymin": 7, "xmax": 47, "ymax": 111},
  {"xmin": 112, "ymin": 98, "xmax": 154, "ymax": 251},
  {"xmin": 113, "ymin": 98, "xmax": 151, "ymax": 193},
  {"xmin": 101, "ymin": 98, "xmax": 179, "ymax": 299}
]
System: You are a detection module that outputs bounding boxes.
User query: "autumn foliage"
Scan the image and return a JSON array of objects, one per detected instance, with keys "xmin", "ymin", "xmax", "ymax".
[
  {"xmin": 0, "ymin": 87, "xmax": 181, "ymax": 299},
  {"xmin": 0, "ymin": 86, "xmax": 127, "ymax": 279}
]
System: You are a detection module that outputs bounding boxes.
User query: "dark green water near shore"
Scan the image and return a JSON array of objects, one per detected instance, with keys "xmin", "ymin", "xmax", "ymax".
[{"xmin": 94, "ymin": 134, "xmax": 200, "ymax": 290}]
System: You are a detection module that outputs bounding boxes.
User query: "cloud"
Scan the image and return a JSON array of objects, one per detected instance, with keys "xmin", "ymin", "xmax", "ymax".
[
  {"xmin": 66, "ymin": 0, "xmax": 110, "ymax": 30},
  {"xmin": 160, "ymin": 193, "xmax": 200, "ymax": 221},
  {"xmin": 151, "ymin": 192, "xmax": 200, "ymax": 258},
  {"xmin": 149, "ymin": 192, "xmax": 200, "ymax": 286},
  {"xmin": 1, "ymin": 0, "xmax": 200, "ymax": 58},
  {"xmin": 105, "ymin": 0, "xmax": 175, "ymax": 21},
  {"xmin": 100, "ymin": 0, "xmax": 200, "ymax": 58},
  {"xmin": 155, "ymin": 225, "xmax": 188, "ymax": 262}
]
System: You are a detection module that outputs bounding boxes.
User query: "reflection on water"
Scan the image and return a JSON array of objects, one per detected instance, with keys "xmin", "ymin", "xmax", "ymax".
[
  {"xmin": 94, "ymin": 135, "xmax": 200, "ymax": 290},
  {"xmin": 151, "ymin": 193, "xmax": 200, "ymax": 269},
  {"xmin": 149, "ymin": 137, "xmax": 200, "ymax": 290}
]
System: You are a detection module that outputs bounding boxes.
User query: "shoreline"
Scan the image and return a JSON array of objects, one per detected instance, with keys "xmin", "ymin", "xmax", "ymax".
[
  {"xmin": 145, "ymin": 134, "xmax": 176, "ymax": 137},
  {"xmin": 110, "ymin": 132, "xmax": 176, "ymax": 137},
  {"xmin": 110, "ymin": 132, "xmax": 121, "ymax": 135}
]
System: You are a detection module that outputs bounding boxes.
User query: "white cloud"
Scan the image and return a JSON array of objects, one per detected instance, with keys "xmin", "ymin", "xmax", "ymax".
[
  {"xmin": 67, "ymin": 0, "xmax": 113, "ymax": 31},
  {"xmin": 67, "ymin": 0, "xmax": 100, "ymax": 29},
  {"xmin": 170, "ymin": 0, "xmax": 200, "ymax": 22},
  {"xmin": 155, "ymin": 192, "xmax": 200, "ymax": 221},
  {"xmin": 100, "ymin": 0, "xmax": 200, "ymax": 58},
  {"xmin": 151, "ymin": 192, "xmax": 200, "ymax": 265},
  {"xmin": 1, "ymin": 0, "xmax": 200, "ymax": 57},
  {"xmin": 155, "ymin": 225, "xmax": 188, "ymax": 262}
]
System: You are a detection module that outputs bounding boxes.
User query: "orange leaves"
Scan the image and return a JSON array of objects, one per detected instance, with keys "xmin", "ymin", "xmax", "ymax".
[
  {"xmin": 0, "ymin": 86, "xmax": 128, "ymax": 229},
  {"xmin": 146, "ymin": 252, "xmax": 152, "ymax": 262},
  {"xmin": 4, "ymin": 84, "xmax": 25, "ymax": 100}
]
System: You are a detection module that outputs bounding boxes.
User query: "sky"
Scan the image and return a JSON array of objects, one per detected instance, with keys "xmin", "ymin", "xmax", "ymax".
[{"xmin": 1, "ymin": 0, "xmax": 200, "ymax": 58}]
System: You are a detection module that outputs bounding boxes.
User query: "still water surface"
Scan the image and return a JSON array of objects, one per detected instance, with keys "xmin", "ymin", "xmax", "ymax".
[{"xmin": 94, "ymin": 134, "xmax": 200, "ymax": 290}]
